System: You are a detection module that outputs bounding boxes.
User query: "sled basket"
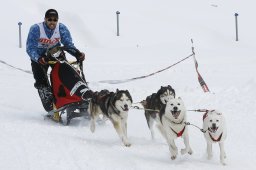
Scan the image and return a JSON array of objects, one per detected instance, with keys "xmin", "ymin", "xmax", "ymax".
[{"xmin": 50, "ymin": 61, "xmax": 88, "ymax": 109}]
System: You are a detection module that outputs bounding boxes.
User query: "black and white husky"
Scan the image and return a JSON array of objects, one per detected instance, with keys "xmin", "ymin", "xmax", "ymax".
[
  {"xmin": 203, "ymin": 110, "xmax": 227, "ymax": 165},
  {"xmin": 160, "ymin": 97, "xmax": 193, "ymax": 160},
  {"xmin": 141, "ymin": 85, "xmax": 175, "ymax": 139},
  {"xmin": 88, "ymin": 89, "xmax": 133, "ymax": 147}
]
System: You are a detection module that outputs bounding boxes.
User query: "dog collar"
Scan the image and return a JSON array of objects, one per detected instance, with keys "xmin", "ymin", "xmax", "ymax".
[
  {"xmin": 173, "ymin": 118, "xmax": 184, "ymax": 125},
  {"xmin": 170, "ymin": 126, "xmax": 186, "ymax": 137},
  {"xmin": 209, "ymin": 132, "xmax": 223, "ymax": 142}
]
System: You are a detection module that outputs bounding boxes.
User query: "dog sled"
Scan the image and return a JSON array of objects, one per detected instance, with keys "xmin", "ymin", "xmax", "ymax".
[{"xmin": 40, "ymin": 46, "xmax": 90, "ymax": 125}]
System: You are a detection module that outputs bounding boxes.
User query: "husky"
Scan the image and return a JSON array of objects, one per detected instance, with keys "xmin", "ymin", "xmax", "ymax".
[
  {"xmin": 141, "ymin": 85, "xmax": 175, "ymax": 140},
  {"xmin": 88, "ymin": 89, "xmax": 133, "ymax": 147},
  {"xmin": 160, "ymin": 97, "xmax": 193, "ymax": 160},
  {"xmin": 203, "ymin": 110, "xmax": 227, "ymax": 165}
]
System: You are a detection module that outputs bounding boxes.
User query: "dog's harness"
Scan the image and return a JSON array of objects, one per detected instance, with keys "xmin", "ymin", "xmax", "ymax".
[
  {"xmin": 209, "ymin": 132, "xmax": 223, "ymax": 142},
  {"xmin": 108, "ymin": 93, "xmax": 121, "ymax": 115},
  {"xmin": 98, "ymin": 92, "xmax": 120, "ymax": 118},
  {"xmin": 170, "ymin": 126, "xmax": 186, "ymax": 137},
  {"xmin": 164, "ymin": 115, "xmax": 186, "ymax": 137}
]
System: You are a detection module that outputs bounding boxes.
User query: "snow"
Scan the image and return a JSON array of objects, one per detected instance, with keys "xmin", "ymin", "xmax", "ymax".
[{"xmin": 0, "ymin": 0, "xmax": 256, "ymax": 169}]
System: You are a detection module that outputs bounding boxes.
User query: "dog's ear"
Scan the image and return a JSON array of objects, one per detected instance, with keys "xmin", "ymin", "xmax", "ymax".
[
  {"xmin": 213, "ymin": 110, "xmax": 222, "ymax": 115},
  {"xmin": 125, "ymin": 90, "xmax": 132, "ymax": 101},
  {"xmin": 140, "ymin": 100, "xmax": 147, "ymax": 107}
]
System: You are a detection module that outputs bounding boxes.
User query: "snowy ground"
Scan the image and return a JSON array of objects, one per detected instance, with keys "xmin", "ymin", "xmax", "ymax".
[{"xmin": 0, "ymin": 0, "xmax": 256, "ymax": 169}]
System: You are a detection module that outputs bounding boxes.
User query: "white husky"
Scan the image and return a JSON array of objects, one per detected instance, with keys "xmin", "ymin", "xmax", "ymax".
[
  {"xmin": 203, "ymin": 110, "xmax": 227, "ymax": 165},
  {"xmin": 160, "ymin": 97, "xmax": 193, "ymax": 160}
]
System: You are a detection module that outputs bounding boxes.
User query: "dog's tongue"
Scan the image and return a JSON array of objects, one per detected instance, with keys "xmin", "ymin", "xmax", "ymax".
[
  {"xmin": 211, "ymin": 127, "xmax": 218, "ymax": 133},
  {"xmin": 171, "ymin": 111, "xmax": 180, "ymax": 119},
  {"xmin": 122, "ymin": 107, "xmax": 129, "ymax": 111}
]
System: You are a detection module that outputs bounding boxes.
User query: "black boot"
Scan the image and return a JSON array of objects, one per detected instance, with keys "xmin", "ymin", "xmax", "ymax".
[{"xmin": 37, "ymin": 86, "xmax": 53, "ymax": 112}]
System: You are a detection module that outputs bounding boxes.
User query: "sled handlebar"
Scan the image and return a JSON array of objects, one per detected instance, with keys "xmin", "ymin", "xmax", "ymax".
[{"xmin": 47, "ymin": 60, "xmax": 78, "ymax": 65}]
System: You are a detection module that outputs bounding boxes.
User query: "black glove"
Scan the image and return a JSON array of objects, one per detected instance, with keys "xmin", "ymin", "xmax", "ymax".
[
  {"xmin": 62, "ymin": 47, "xmax": 85, "ymax": 62},
  {"xmin": 77, "ymin": 52, "xmax": 85, "ymax": 62},
  {"xmin": 82, "ymin": 90, "xmax": 98, "ymax": 102},
  {"xmin": 82, "ymin": 90, "xmax": 93, "ymax": 100},
  {"xmin": 38, "ymin": 56, "xmax": 48, "ymax": 65}
]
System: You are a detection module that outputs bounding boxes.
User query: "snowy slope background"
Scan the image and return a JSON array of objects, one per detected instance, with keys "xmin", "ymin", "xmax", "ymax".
[{"xmin": 1, "ymin": 0, "xmax": 256, "ymax": 169}]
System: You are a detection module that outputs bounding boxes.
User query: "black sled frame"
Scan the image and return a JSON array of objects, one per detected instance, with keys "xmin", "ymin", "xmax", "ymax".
[{"xmin": 47, "ymin": 100, "xmax": 90, "ymax": 125}]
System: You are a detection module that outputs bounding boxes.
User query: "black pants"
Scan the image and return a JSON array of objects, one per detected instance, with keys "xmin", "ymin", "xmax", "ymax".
[
  {"xmin": 31, "ymin": 60, "xmax": 50, "ymax": 88},
  {"xmin": 31, "ymin": 60, "xmax": 53, "ymax": 111}
]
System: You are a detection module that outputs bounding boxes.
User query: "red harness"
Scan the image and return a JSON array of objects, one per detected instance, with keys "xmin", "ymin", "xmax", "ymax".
[
  {"xmin": 170, "ymin": 126, "xmax": 186, "ymax": 137},
  {"xmin": 209, "ymin": 132, "xmax": 223, "ymax": 142}
]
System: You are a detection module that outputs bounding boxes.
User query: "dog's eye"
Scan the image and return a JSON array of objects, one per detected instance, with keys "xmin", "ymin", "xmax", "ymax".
[
  {"xmin": 170, "ymin": 104, "xmax": 173, "ymax": 106},
  {"xmin": 216, "ymin": 120, "xmax": 219, "ymax": 122},
  {"xmin": 177, "ymin": 103, "xmax": 180, "ymax": 105},
  {"xmin": 210, "ymin": 120, "xmax": 212, "ymax": 122}
]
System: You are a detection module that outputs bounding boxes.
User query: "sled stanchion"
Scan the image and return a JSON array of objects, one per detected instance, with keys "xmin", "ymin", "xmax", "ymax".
[
  {"xmin": 18, "ymin": 22, "xmax": 22, "ymax": 48},
  {"xmin": 235, "ymin": 13, "xmax": 239, "ymax": 41},
  {"xmin": 79, "ymin": 61, "xmax": 87, "ymax": 83},
  {"xmin": 116, "ymin": 11, "xmax": 120, "ymax": 36}
]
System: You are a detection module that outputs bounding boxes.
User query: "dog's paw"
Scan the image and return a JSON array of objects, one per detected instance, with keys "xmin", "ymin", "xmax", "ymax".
[
  {"xmin": 181, "ymin": 148, "xmax": 193, "ymax": 155},
  {"xmin": 221, "ymin": 160, "xmax": 227, "ymax": 166},
  {"xmin": 188, "ymin": 148, "xmax": 193, "ymax": 155},
  {"xmin": 124, "ymin": 142, "xmax": 131, "ymax": 147},
  {"xmin": 123, "ymin": 140, "xmax": 131, "ymax": 147},
  {"xmin": 171, "ymin": 155, "xmax": 177, "ymax": 160},
  {"xmin": 220, "ymin": 154, "xmax": 227, "ymax": 165}
]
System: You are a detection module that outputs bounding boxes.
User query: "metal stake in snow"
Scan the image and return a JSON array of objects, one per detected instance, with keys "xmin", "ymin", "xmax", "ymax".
[
  {"xmin": 116, "ymin": 11, "xmax": 120, "ymax": 36},
  {"xmin": 18, "ymin": 22, "xmax": 22, "ymax": 48},
  {"xmin": 235, "ymin": 13, "xmax": 239, "ymax": 41}
]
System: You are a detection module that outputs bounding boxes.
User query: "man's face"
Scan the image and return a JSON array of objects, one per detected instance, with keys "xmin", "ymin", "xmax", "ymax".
[{"xmin": 45, "ymin": 17, "xmax": 58, "ymax": 30}]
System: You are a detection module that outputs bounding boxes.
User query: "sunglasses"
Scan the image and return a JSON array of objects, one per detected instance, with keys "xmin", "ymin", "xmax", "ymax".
[{"xmin": 47, "ymin": 18, "xmax": 58, "ymax": 22}]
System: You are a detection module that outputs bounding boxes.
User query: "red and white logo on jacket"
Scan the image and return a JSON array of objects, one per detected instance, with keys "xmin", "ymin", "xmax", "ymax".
[{"xmin": 37, "ymin": 22, "xmax": 61, "ymax": 48}]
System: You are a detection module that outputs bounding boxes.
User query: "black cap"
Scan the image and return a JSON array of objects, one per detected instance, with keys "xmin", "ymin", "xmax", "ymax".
[{"xmin": 45, "ymin": 9, "xmax": 58, "ymax": 18}]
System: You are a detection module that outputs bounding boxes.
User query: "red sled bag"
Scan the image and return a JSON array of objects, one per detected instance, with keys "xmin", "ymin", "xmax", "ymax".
[{"xmin": 50, "ymin": 61, "xmax": 88, "ymax": 109}]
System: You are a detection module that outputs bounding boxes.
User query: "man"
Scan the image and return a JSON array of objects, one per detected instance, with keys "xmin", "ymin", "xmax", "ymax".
[{"xmin": 26, "ymin": 9, "xmax": 93, "ymax": 114}]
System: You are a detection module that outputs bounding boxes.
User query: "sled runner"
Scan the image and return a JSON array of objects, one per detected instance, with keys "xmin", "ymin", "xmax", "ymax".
[{"xmin": 43, "ymin": 46, "xmax": 90, "ymax": 125}]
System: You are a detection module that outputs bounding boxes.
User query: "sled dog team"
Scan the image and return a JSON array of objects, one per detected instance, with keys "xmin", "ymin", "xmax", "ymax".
[{"xmin": 87, "ymin": 85, "xmax": 227, "ymax": 165}]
